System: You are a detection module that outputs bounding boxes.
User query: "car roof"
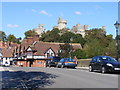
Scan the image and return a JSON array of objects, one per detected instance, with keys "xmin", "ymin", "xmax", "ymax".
[
  {"xmin": 93, "ymin": 56, "xmax": 111, "ymax": 58},
  {"xmin": 48, "ymin": 56, "xmax": 60, "ymax": 59}
]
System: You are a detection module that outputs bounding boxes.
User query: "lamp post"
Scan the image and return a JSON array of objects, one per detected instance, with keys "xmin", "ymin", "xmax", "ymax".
[
  {"xmin": 70, "ymin": 38, "xmax": 73, "ymax": 59},
  {"xmin": 114, "ymin": 21, "xmax": 120, "ymax": 61}
]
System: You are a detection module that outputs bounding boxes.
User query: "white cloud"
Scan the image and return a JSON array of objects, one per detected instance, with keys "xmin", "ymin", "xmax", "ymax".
[
  {"xmin": 7, "ymin": 24, "xmax": 19, "ymax": 28},
  {"xmin": 31, "ymin": 9, "xmax": 37, "ymax": 12},
  {"xmin": 39, "ymin": 10, "xmax": 52, "ymax": 16},
  {"xmin": 75, "ymin": 11, "xmax": 82, "ymax": 15}
]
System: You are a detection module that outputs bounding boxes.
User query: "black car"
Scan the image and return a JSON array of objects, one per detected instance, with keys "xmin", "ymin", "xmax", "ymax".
[
  {"xmin": 89, "ymin": 56, "xmax": 120, "ymax": 73},
  {"xmin": 46, "ymin": 56, "xmax": 61, "ymax": 67}
]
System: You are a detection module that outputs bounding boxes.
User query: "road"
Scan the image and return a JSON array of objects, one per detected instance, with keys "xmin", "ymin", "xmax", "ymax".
[{"xmin": 0, "ymin": 66, "xmax": 119, "ymax": 89}]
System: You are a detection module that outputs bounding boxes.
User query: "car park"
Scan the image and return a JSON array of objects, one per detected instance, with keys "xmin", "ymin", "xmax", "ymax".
[
  {"xmin": 46, "ymin": 56, "xmax": 61, "ymax": 67},
  {"xmin": 89, "ymin": 56, "xmax": 120, "ymax": 73},
  {"xmin": 57, "ymin": 58, "xmax": 77, "ymax": 68}
]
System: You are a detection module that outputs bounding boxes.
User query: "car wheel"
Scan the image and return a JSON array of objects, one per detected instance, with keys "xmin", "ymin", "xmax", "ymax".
[
  {"xmin": 56, "ymin": 64, "xmax": 59, "ymax": 68},
  {"xmin": 48, "ymin": 64, "xmax": 51, "ymax": 68},
  {"xmin": 101, "ymin": 67, "xmax": 106, "ymax": 74},
  {"xmin": 89, "ymin": 65, "xmax": 93, "ymax": 72},
  {"xmin": 61, "ymin": 64, "xmax": 64, "ymax": 68}
]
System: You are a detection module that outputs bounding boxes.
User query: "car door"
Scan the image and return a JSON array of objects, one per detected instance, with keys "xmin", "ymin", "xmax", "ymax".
[
  {"xmin": 95, "ymin": 57, "xmax": 102, "ymax": 70},
  {"xmin": 58, "ymin": 59, "xmax": 64, "ymax": 67},
  {"xmin": 90, "ymin": 57, "xmax": 97, "ymax": 70}
]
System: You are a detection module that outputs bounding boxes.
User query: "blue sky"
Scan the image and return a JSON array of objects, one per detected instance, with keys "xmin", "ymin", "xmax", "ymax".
[{"xmin": 1, "ymin": 2, "xmax": 119, "ymax": 38}]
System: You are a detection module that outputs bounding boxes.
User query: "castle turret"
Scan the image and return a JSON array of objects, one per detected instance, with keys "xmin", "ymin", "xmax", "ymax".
[
  {"xmin": 58, "ymin": 17, "xmax": 67, "ymax": 30},
  {"xmin": 102, "ymin": 26, "xmax": 106, "ymax": 34},
  {"xmin": 33, "ymin": 24, "xmax": 45, "ymax": 37},
  {"xmin": 84, "ymin": 25, "xmax": 88, "ymax": 30}
]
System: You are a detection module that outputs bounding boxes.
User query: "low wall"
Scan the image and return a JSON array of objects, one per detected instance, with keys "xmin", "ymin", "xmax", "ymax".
[
  {"xmin": 77, "ymin": 59, "xmax": 91, "ymax": 67},
  {"xmin": 77, "ymin": 58, "xmax": 120, "ymax": 67}
]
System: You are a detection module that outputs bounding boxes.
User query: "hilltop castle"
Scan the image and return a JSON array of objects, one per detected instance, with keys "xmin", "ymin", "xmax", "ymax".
[{"xmin": 33, "ymin": 17, "xmax": 106, "ymax": 38}]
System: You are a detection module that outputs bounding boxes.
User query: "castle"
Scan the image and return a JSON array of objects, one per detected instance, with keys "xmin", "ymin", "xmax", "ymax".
[
  {"xmin": 33, "ymin": 24, "xmax": 45, "ymax": 37},
  {"xmin": 53, "ymin": 17, "xmax": 67, "ymax": 30},
  {"xmin": 33, "ymin": 17, "xmax": 106, "ymax": 38}
]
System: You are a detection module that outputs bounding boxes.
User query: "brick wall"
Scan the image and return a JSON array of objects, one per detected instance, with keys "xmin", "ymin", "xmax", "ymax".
[
  {"xmin": 16, "ymin": 60, "xmax": 46, "ymax": 67},
  {"xmin": 32, "ymin": 60, "xmax": 46, "ymax": 67}
]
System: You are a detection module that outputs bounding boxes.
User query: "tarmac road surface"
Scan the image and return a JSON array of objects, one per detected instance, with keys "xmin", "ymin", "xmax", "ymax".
[{"xmin": 0, "ymin": 66, "xmax": 119, "ymax": 89}]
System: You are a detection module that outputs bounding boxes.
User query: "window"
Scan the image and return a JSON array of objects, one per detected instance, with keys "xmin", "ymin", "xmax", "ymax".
[
  {"xmin": 92, "ymin": 57, "xmax": 97, "ymax": 62},
  {"xmin": 96, "ymin": 57, "xmax": 102, "ymax": 62}
]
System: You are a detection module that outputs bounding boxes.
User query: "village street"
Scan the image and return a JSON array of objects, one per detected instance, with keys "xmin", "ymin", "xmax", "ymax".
[{"xmin": 0, "ymin": 66, "xmax": 119, "ymax": 89}]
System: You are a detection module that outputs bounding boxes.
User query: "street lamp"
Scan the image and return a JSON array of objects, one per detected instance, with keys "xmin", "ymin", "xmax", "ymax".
[
  {"xmin": 114, "ymin": 21, "xmax": 120, "ymax": 61},
  {"xmin": 70, "ymin": 38, "xmax": 73, "ymax": 59}
]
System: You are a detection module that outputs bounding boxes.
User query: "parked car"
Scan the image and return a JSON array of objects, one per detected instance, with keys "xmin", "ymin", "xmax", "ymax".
[
  {"xmin": 46, "ymin": 56, "xmax": 61, "ymax": 67},
  {"xmin": 57, "ymin": 58, "xmax": 77, "ymax": 68},
  {"xmin": 89, "ymin": 56, "xmax": 120, "ymax": 73}
]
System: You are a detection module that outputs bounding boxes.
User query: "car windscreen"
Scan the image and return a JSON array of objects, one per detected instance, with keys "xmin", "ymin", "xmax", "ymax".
[
  {"xmin": 102, "ymin": 57, "xmax": 118, "ymax": 62},
  {"xmin": 65, "ymin": 58, "xmax": 74, "ymax": 61},
  {"xmin": 52, "ymin": 57, "xmax": 61, "ymax": 62}
]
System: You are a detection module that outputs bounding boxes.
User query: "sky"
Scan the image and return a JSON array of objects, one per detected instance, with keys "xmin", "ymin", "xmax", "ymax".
[{"xmin": 1, "ymin": 1, "xmax": 119, "ymax": 39}]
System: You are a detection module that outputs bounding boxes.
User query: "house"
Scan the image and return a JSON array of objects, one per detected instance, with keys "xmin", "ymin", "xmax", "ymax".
[
  {"xmin": 14, "ymin": 35, "xmax": 82, "ymax": 67},
  {"xmin": 1, "ymin": 42, "xmax": 19, "ymax": 66}
]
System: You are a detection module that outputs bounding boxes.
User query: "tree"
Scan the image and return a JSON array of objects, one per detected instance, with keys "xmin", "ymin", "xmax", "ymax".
[
  {"xmin": 24, "ymin": 30, "xmax": 37, "ymax": 38},
  {"xmin": 83, "ymin": 39, "xmax": 105, "ymax": 58},
  {"xmin": 58, "ymin": 43, "xmax": 73, "ymax": 58},
  {"xmin": 105, "ymin": 40, "xmax": 116, "ymax": 57},
  {"xmin": 72, "ymin": 34, "xmax": 86, "ymax": 47},
  {"xmin": 7, "ymin": 34, "xmax": 17, "ymax": 42},
  {"xmin": 16, "ymin": 37, "xmax": 22, "ymax": 44},
  {"xmin": 72, "ymin": 49, "xmax": 86, "ymax": 59},
  {"xmin": 40, "ymin": 28, "xmax": 60, "ymax": 42},
  {"xmin": 0, "ymin": 31, "xmax": 6, "ymax": 41},
  {"xmin": 59, "ymin": 32, "xmax": 75, "ymax": 43}
]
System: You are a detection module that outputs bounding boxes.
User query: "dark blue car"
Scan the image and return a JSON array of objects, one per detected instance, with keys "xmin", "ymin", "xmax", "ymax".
[
  {"xmin": 46, "ymin": 56, "xmax": 61, "ymax": 67},
  {"xmin": 57, "ymin": 58, "xmax": 77, "ymax": 68},
  {"xmin": 89, "ymin": 56, "xmax": 120, "ymax": 73}
]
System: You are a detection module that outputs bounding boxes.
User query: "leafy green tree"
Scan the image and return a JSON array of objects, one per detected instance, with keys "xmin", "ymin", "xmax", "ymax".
[
  {"xmin": 72, "ymin": 34, "xmax": 86, "ymax": 47},
  {"xmin": 16, "ymin": 37, "xmax": 22, "ymax": 44},
  {"xmin": 83, "ymin": 39, "xmax": 105, "ymax": 58},
  {"xmin": 59, "ymin": 31, "xmax": 75, "ymax": 43},
  {"xmin": 0, "ymin": 31, "xmax": 6, "ymax": 41},
  {"xmin": 7, "ymin": 34, "xmax": 17, "ymax": 42},
  {"xmin": 72, "ymin": 49, "xmax": 86, "ymax": 59},
  {"xmin": 40, "ymin": 28, "xmax": 60, "ymax": 42},
  {"xmin": 24, "ymin": 30, "xmax": 37, "ymax": 38},
  {"xmin": 105, "ymin": 40, "xmax": 116, "ymax": 57}
]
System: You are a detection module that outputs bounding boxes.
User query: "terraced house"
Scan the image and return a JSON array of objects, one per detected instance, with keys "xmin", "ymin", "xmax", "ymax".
[{"xmin": 1, "ymin": 34, "xmax": 82, "ymax": 67}]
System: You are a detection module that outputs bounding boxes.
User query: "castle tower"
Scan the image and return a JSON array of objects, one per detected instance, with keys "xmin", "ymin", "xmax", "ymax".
[
  {"xmin": 84, "ymin": 25, "xmax": 88, "ymax": 30},
  {"xmin": 102, "ymin": 26, "xmax": 106, "ymax": 34},
  {"xmin": 58, "ymin": 17, "xmax": 67, "ymax": 30},
  {"xmin": 33, "ymin": 24, "xmax": 45, "ymax": 37}
]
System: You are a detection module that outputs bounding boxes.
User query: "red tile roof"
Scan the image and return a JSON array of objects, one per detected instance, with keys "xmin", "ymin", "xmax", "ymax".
[{"xmin": 31, "ymin": 41, "xmax": 82, "ymax": 56}]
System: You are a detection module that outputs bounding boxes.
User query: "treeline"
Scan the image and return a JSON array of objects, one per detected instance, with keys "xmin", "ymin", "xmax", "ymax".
[
  {"xmin": 1, "ymin": 28, "xmax": 120, "ymax": 59},
  {"xmin": 39, "ymin": 28, "xmax": 120, "ymax": 59},
  {"xmin": 0, "ymin": 31, "xmax": 21, "ymax": 44}
]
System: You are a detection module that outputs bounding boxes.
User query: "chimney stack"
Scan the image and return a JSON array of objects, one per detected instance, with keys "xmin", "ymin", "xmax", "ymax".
[{"xmin": 27, "ymin": 37, "xmax": 34, "ymax": 44}]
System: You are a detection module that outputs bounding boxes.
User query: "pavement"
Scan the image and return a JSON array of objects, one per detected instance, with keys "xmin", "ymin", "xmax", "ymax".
[
  {"xmin": 0, "ymin": 66, "xmax": 119, "ymax": 88},
  {"xmin": 76, "ymin": 67, "xmax": 89, "ymax": 70}
]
